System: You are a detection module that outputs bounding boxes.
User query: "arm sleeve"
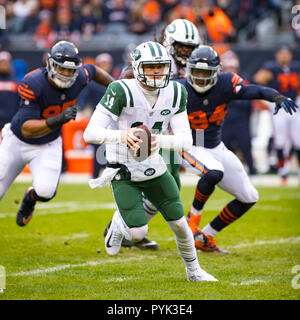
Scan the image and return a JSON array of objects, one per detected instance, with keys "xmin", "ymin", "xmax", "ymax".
[
  {"xmin": 238, "ymin": 83, "xmax": 280, "ymax": 101},
  {"xmin": 158, "ymin": 111, "xmax": 193, "ymax": 151},
  {"xmin": 83, "ymin": 107, "xmax": 122, "ymax": 145},
  {"xmin": 82, "ymin": 64, "xmax": 96, "ymax": 82}
]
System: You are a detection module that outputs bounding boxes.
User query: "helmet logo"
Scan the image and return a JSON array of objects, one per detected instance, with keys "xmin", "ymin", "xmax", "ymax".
[
  {"xmin": 132, "ymin": 49, "xmax": 141, "ymax": 61},
  {"xmin": 167, "ymin": 24, "xmax": 176, "ymax": 33}
]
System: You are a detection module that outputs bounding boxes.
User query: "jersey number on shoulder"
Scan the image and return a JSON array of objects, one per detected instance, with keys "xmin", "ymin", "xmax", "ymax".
[
  {"xmin": 42, "ymin": 99, "xmax": 76, "ymax": 119},
  {"xmin": 188, "ymin": 104, "xmax": 227, "ymax": 130},
  {"xmin": 104, "ymin": 93, "xmax": 115, "ymax": 109}
]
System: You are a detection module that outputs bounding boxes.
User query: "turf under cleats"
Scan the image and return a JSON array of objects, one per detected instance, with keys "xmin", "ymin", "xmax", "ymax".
[
  {"xmin": 186, "ymin": 211, "xmax": 202, "ymax": 234},
  {"xmin": 194, "ymin": 229, "xmax": 230, "ymax": 254},
  {"xmin": 16, "ymin": 187, "xmax": 36, "ymax": 227},
  {"xmin": 186, "ymin": 267, "xmax": 218, "ymax": 282},
  {"xmin": 134, "ymin": 238, "xmax": 159, "ymax": 250},
  {"xmin": 105, "ymin": 214, "xmax": 124, "ymax": 256}
]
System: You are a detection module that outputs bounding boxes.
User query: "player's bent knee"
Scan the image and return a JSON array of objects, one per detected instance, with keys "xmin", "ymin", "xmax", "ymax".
[
  {"xmin": 239, "ymin": 186, "xmax": 259, "ymax": 204},
  {"xmin": 130, "ymin": 225, "xmax": 148, "ymax": 242},
  {"xmin": 205, "ymin": 169, "xmax": 224, "ymax": 185},
  {"xmin": 34, "ymin": 186, "xmax": 56, "ymax": 202}
]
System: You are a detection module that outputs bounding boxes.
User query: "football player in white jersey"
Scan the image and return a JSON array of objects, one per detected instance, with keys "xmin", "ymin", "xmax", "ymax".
[
  {"xmin": 84, "ymin": 41, "xmax": 217, "ymax": 282},
  {"xmin": 104, "ymin": 19, "xmax": 203, "ymax": 250},
  {"xmin": 163, "ymin": 18, "xmax": 202, "ymax": 79}
]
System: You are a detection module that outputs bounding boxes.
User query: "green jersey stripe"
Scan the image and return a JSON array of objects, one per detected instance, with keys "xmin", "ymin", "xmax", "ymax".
[
  {"xmin": 120, "ymin": 80, "xmax": 134, "ymax": 107},
  {"xmin": 172, "ymin": 81, "xmax": 178, "ymax": 108}
]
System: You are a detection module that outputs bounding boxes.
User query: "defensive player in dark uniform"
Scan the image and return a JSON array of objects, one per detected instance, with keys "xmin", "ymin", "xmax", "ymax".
[
  {"xmin": 0, "ymin": 51, "xmax": 20, "ymax": 143},
  {"xmin": 0, "ymin": 40, "xmax": 114, "ymax": 226},
  {"xmin": 175, "ymin": 46, "xmax": 297, "ymax": 253},
  {"xmin": 254, "ymin": 46, "xmax": 300, "ymax": 185},
  {"xmin": 220, "ymin": 50, "xmax": 257, "ymax": 177}
]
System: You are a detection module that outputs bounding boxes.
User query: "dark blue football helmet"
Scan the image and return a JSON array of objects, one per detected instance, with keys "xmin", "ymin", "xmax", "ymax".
[
  {"xmin": 47, "ymin": 41, "xmax": 82, "ymax": 88},
  {"xmin": 187, "ymin": 45, "xmax": 220, "ymax": 93}
]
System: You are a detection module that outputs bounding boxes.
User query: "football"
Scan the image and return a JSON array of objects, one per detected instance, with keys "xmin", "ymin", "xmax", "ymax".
[{"xmin": 132, "ymin": 125, "xmax": 152, "ymax": 161}]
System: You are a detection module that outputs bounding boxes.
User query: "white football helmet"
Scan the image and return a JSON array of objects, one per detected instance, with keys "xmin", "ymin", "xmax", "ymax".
[
  {"xmin": 131, "ymin": 41, "xmax": 171, "ymax": 89},
  {"xmin": 164, "ymin": 19, "xmax": 202, "ymax": 66}
]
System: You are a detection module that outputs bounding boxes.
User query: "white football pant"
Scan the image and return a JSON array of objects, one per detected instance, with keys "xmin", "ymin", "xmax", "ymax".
[{"xmin": 0, "ymin": 124, "xmax": 62, "ymax": 200}]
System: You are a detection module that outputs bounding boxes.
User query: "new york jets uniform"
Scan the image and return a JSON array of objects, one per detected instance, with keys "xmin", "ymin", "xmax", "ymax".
[{"xmin": 87, "ymin": 78, "xmax": 188, "ymax": 182}]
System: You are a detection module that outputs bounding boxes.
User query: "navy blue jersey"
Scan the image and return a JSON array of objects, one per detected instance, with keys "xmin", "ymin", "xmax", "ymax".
[
  {"xmin": 224, "ymin": 76, "xmax": 251, "ymax": 124},
  {"xmin": 0, "ymin": 74, "xmax": 19, "ymax": 128},
  {"xmin": 76, "ymin": 81, "xmax": 107, "ymax": 111},
  {"xmin": 176, "ymin": 72, "xmax": 279, "ymax": 148},
  {"xmin": 10, "ymin": 64, "xmax": 96, "ymax": 144},
  {"xmin": 261, "ymin": 60, "xmax": 300, "ymax": 100}
]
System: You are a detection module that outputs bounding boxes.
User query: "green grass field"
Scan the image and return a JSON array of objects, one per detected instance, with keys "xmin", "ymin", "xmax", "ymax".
[{"xmin": 0, "ymin": 182, "xmax": 299, "ymax": 300}]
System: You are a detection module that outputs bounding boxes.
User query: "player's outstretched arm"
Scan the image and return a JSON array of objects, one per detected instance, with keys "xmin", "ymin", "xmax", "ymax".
[
  {"xmin": 239, "ymin": 84, "xmax": 298, "ymax": 115},
  {"xmin": 94, "ymin": 66, "xmax": 114, "ymax": 87}
]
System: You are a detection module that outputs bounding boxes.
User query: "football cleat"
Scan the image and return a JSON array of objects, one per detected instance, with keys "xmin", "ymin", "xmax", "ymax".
[
  {"xmin": 104, "ymin": 221, "xmax": 159, "ymax": 250},
  {"xmin": 16, "ymin": 187, "xmax": 36, "ymax": 227},
  {"xmin": 105, "ymin": 214, "xmax": 124, "ymax": 256},
  {"xmin": 186, "ymin": 211, "xmax": 202, "ymax": 234},
  {"xmin": 134, "ymin": 238, "xmax": 159, "ymax": 250},
  {"xmin": 186, "ymin": 267, "xmax": 218, "ymax": 282},
  {"xmin": 104, "ymin": 221, "xmax": 134, "ymax": 248},
  {"xmin": 194, "ymin": 229, "xmax": 230, "ymax": 254}
]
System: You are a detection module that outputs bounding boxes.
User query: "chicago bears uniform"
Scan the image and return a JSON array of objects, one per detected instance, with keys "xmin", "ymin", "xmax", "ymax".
[
  {"xmin": 258, "ymin": 55, "xmax": 300, "ymax": 183},
  {"xmin": 0, "ymin": 40, "xmax": 113, "ymax": 227},
  {"xmin": 177, "ymin": 46, "xmax": 298, "ymax": 253}
]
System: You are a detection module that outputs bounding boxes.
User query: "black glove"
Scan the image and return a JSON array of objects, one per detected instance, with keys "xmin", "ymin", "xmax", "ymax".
[
  {"xmin": 272, "ymin": 93, "xmax": 298, "ymax": 115},
  {"xmin": 46, "ymin": 106, "xmax": 77, "ymax": 130}
]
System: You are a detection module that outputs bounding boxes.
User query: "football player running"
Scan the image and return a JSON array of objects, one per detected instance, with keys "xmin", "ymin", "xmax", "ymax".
[
  {"xmin": 105, "ymin": 18, "xmax": 202, "ymax": 250},
  {"xmin": 174, "ymin": 45, "xmax": 297, "ymax": 253},
  {"xmin": 0, "ymin": 40, "xmax": 114, "ymax": 226},
  {"xmin": 84, "ymin": 41, "xmax": 217, "ymax": 282}
]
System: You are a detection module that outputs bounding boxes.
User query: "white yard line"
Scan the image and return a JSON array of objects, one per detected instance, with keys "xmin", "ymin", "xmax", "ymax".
[
  {"xmin": 7, "ymin": 236, "xmax": 300, "ymax": 278},
  {"xmin": 0, "ymin": 202, "xmax": 116, "ymax": 218},
  {"xmin": 225, "ymin": 236, "xmax": 300, "ymax": 249},
  {"xmin": 9, "ymin": 256, "xmax": 148, "ymax": 277},
  {"xmin": 231, "ymin": 280, "xmax": 267, "ymax": 286}
]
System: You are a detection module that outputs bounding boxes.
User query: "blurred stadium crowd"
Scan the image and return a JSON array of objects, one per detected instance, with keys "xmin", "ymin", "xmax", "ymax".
[{"xmin": 0, "ymin": 0, "xmax": 299, "ymax": 50}]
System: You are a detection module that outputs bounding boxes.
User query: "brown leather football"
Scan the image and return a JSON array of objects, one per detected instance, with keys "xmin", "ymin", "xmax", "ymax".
[{"xmin": 132, "ymin": 125, "xmax": 152, "ymax": 161}]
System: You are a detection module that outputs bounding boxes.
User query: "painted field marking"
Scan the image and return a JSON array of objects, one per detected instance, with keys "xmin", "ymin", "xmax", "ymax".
[
  {"xmin": 7, "ymin": 236, "xmax": 300, "ymax": 278},
  {"xmin": 0, "ymin": 202, "xmax": 116, "ymax": 218}
]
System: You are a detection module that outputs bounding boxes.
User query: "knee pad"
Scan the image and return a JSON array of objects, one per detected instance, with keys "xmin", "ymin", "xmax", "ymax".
[
  {"xmin": 204, "ymin": 169, "xmax": 224, "ymax": 186},
  {"xmin": 129, "ymin": 225, "xmax": 148, "ymax": 242},
  {"xmin": 241, "ymin": 186, "xmax": 259, "ymax": 203}
]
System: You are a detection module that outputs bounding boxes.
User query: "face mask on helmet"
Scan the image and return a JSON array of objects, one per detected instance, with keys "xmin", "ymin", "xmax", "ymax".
[
  {"xmin": 47, "ymin": 41, "xmax": 82, "ymax": 89},
  {"xmin": 187, "ymin": 62, "xmax": 220, "ymax": 93},
  {"xmin": 131, "ymin": 41, "xmax": 171, "ymax": 89},
  {"xmin": 163, "ymin": 19, "xmax": 202, "ymax": 67},
  {"xmin": 172, "ymin": 42, "xmax": 198, "ymax": 66},
  {"xmin": 187, "ymin": 45, "xmax": 220, "ymax": 93}
]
